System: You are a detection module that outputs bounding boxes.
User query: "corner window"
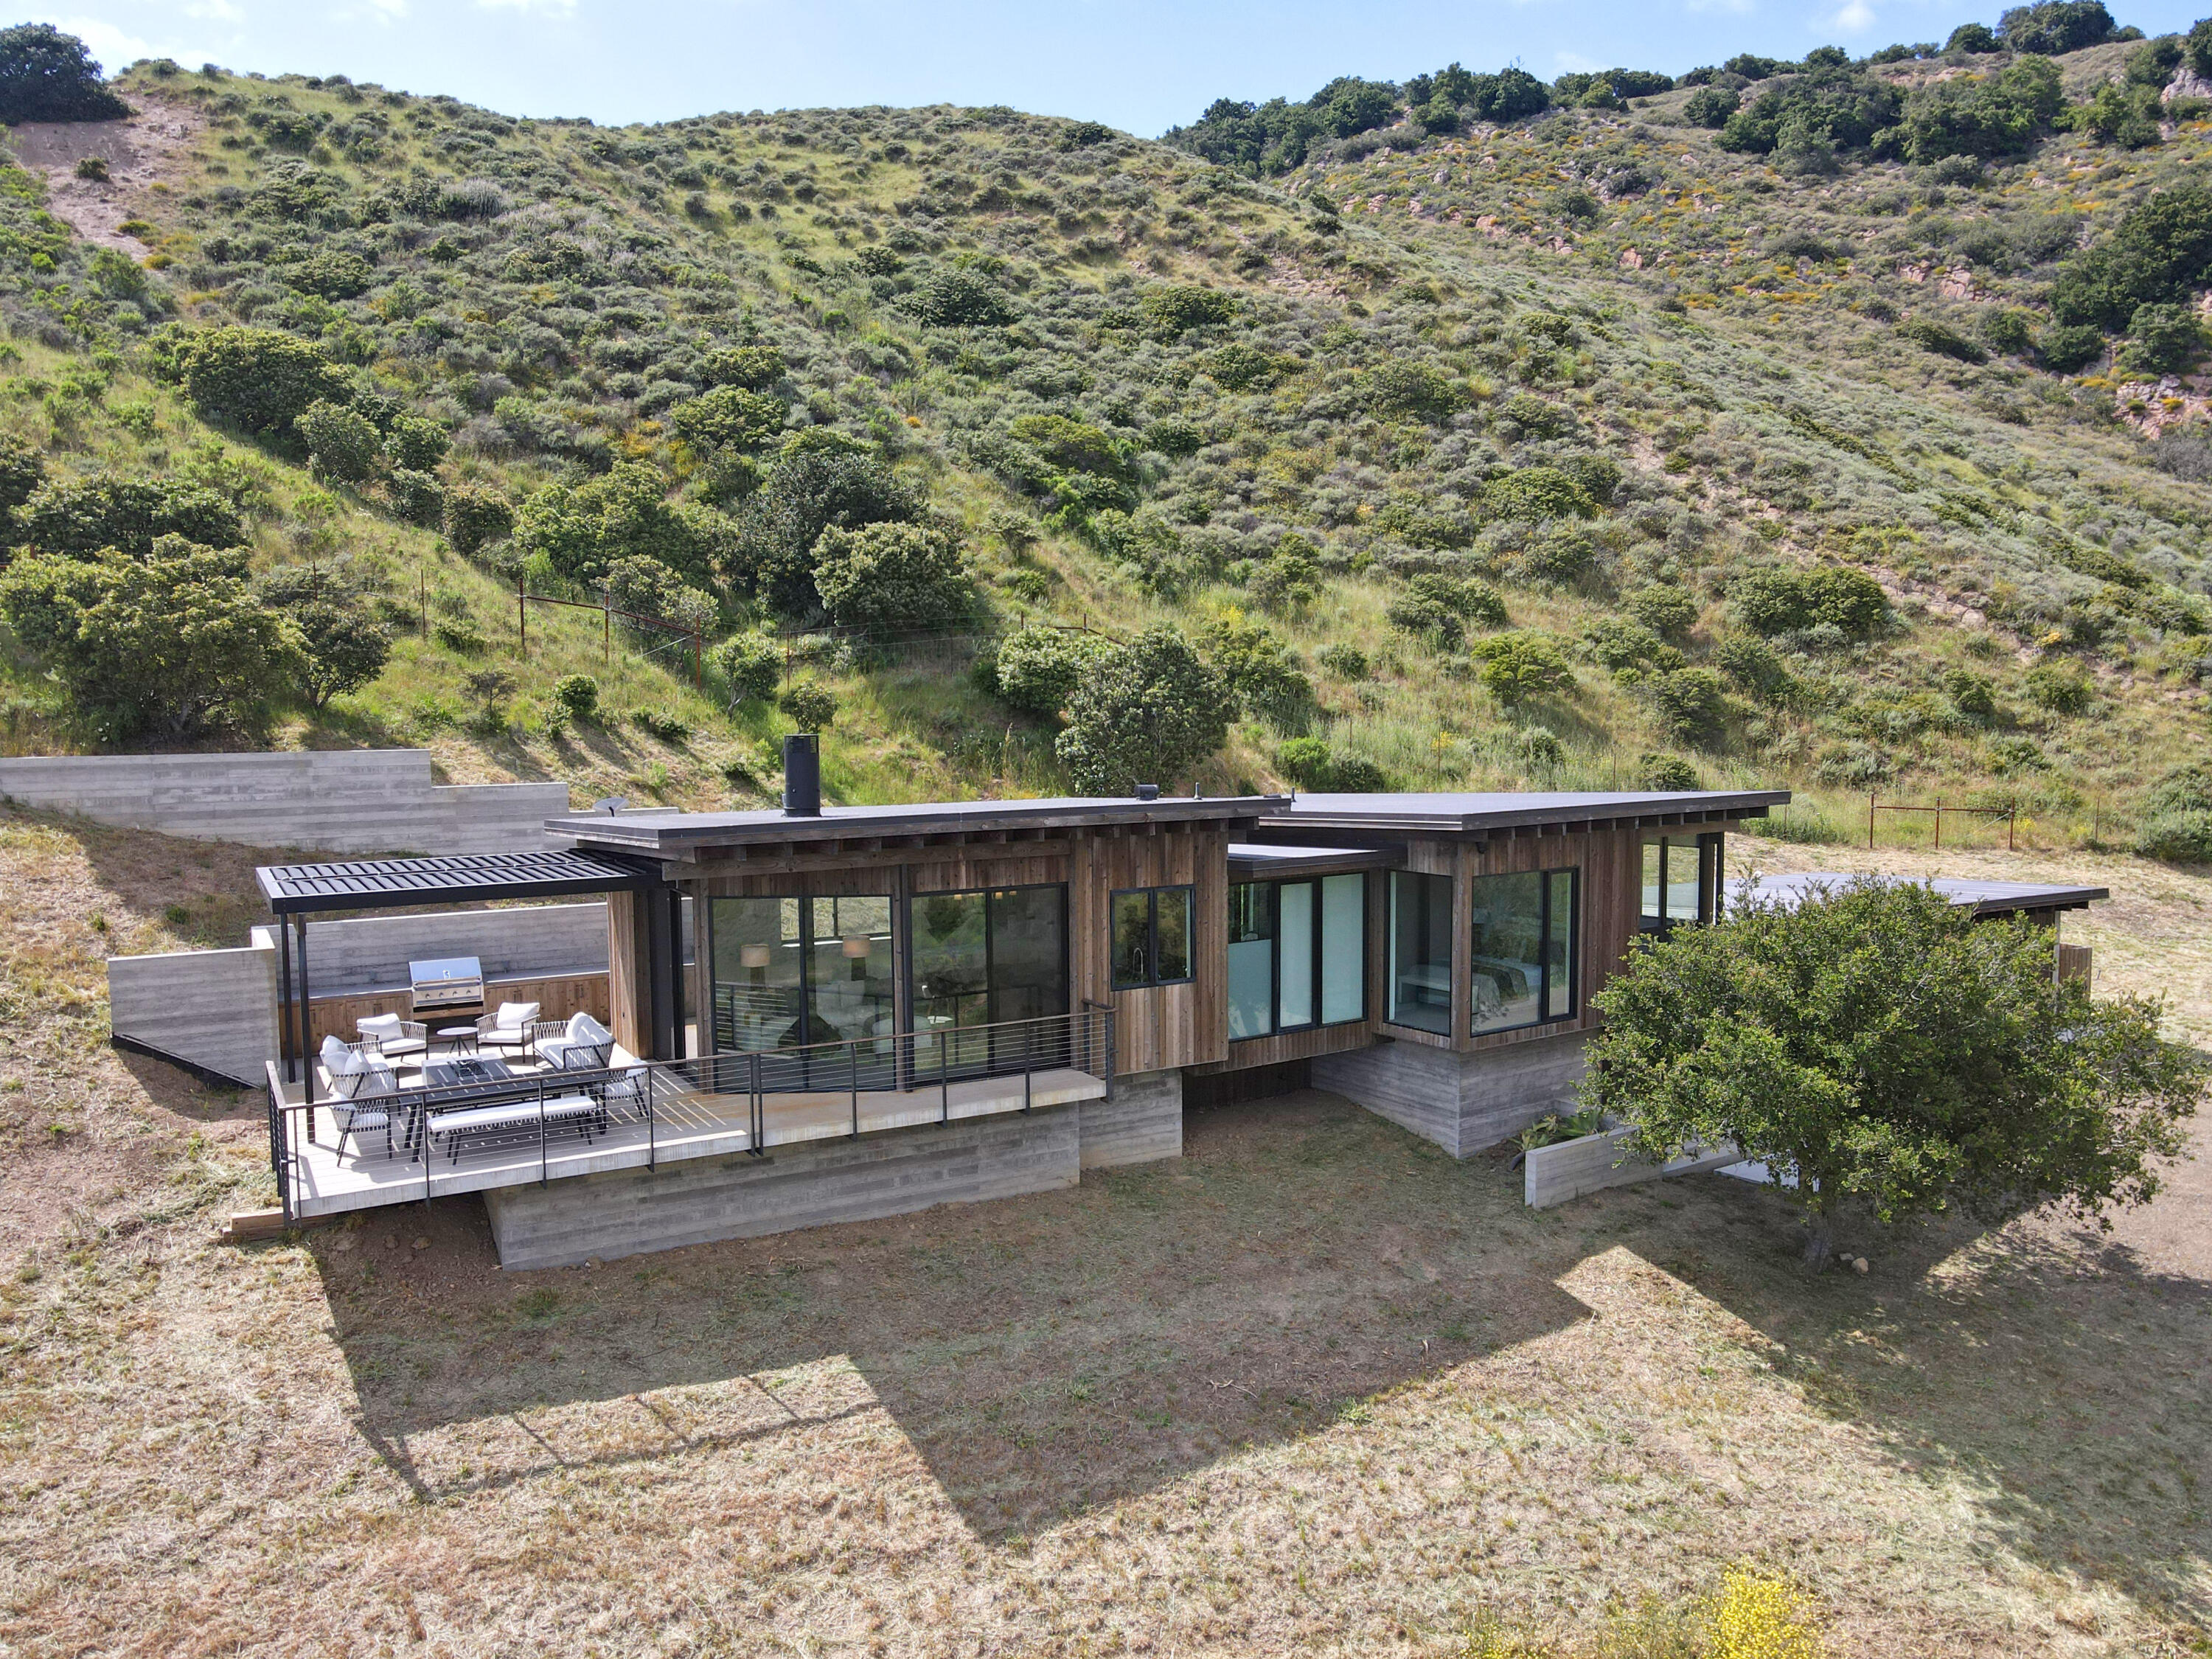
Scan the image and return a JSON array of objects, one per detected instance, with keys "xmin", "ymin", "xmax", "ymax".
[
  {"xmin": 1640, "ymin": 833, "xmax": 1722, "ymax": 934},
  {"xmin": 1111, "ymin": 886, "xmax": 1194, "ymax": 990},
  {"xmin": 1470, "ymin": 869, "xmax": 1577, "ymax": 1035},
  {"xmin": 1387, "ymin": 870, "xmax": 1454, "ymax": 1034},
  {"xmin": 1228, "ymin": 872, "xmax": 1367, "ymax": 1040}
]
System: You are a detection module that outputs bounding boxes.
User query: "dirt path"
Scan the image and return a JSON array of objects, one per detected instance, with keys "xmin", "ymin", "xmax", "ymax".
[{"xmin": 7, "ymin": 99, "xmax": 204, "ymax": 252}]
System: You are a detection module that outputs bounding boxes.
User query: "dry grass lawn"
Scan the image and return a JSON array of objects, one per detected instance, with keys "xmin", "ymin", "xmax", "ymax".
[{"xmin": 2, "ymin": 804, "xmax": 2211, "ymax": 1656}]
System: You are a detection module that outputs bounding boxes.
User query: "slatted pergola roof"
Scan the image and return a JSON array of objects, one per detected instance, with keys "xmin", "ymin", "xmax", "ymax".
[{"xmin": 256, "ymin": 849, "xmax": 659, "ymax": 915}]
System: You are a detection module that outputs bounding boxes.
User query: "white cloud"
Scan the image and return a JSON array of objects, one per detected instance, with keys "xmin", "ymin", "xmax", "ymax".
[
  {"xmin": 183, "ymin": 0, "xmax": 245, "ymax": 22},
  {"xmin": 1831, "ymin": 0, "xmax": 1879, "ymax": 33},
  {"xmin": 57, "ymin": 15, "xmax": 218, "ymax": 69},
  {"xmin": 1553, "ymin": 50, "xmax": 1601, "ymax": 73}
]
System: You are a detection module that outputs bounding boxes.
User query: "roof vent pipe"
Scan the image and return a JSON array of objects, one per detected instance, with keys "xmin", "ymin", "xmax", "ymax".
[
  {"xmin": 783, "ymin": 734, "xmax": 821, "ymax": 817},
  {"xmin": 1135, "ymin": 783, "xmax": 1161, "ymax": 801}
]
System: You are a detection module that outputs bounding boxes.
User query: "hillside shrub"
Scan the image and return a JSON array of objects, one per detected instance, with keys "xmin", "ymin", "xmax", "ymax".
[
  {"xmin": 0, "ymin": 540, "xmax": 295, "ymax": 741},
  {"xmin": 2025, "ymin": 659, "xmax": 2091, "ymax": 712},
  {"xmin": 517, "ymin": 463, "xmax": 734, "ymax": 590},
  {"xmin": 444, "ymin": 485, "xmax": 514, "ymax": 558},
  {"xmin": 285, "ymin": 596, "xmax": 392, "ymax": 712},
  {"xmin": 2118, "ymin": 302, "xmax": 2205, "ymax": 377},
  {"xmin": 779, "ymin": 679, "xmax": 837, "ymax": 731},
  {"xmin": 605, "ymin": 554, "xmax": 717, "ymax": 636},
  {"xmin": 1649, "ymin": 667, "xmax": 1729, "ymax": 744},
  {"xmin": 1057, "ymin": 627, "xmax": 1228, "ymax": 793},
  {"xmin": 813, "ymin": 521, "xmax": 970, "ymax": 638},
  {"xmin": 15, "ymin": 473, "xmax": 244, "ymax": 559},
  {"xmin": 385, "ymin": 468, "xmax": 444, "ymax": 529},
  {"xmin": 0, "ymin": 24, "xmax": 128, "ymax": 122},
  {"xmin": 1900, "ymin": 319, "xmax": 1987, "ymax": 363},
  {"xmin": 1315, "ymin": 642, "xmax": 1369, "ymax": 679},
  {"xmin": 2135, "ymin": 765, "xmax": 2212, "ymax": 860},
  {"xmin": 1637, "ymin": 754, "xmax": 1700, "ymax": 790},
  {"xmin": 431, "ymin": 616, "xmax": 485, "ymax": 655},
  {"xmin": 2051, "ymin": 184, "xmax": 2212, "ymax": 330},
  {"xmin": 1625, "ymin": 585, "xmax": 1698, "ymax": 640},
  {"xmin": 0, "ymin": 434, "xmax": 44, "ymax": 514},
  {"xmin": 175, "ymin": 327, "xmax": 349, "ymax": 439},
  {"xmin": 730, "ymin": 449, "xmax": 926, "ymax": 614},
  {"xmin": 2039, "ymin": 323, "xmax": 2105, "ymax": 373},
  {"xmin": 905, "ymin": 265, "xmax": 1016, "ymax": 327},
  {"xmin": 667, "ymin": 385, "xmax": 785, "ymax": 454},
  {"xmin": 1876, "ymin": 57, "xmax": 2063, "ymax": 164},
  {"xmin": 988, "ymin": 625, "xmax": 1109, "ymax": 718},
  {"xmin": 1470, "ymin": 630, "xmax": 1573, "ymax": 705},
  {"xmin": 631, "ymin": 706, "xmax": 692, "ymax": 744},
  {"xmin": 1483, "ymin": 467, "xmax": 1597, "ymax": 524},
  {"xmin": 1202, "ymin": 613, "xmax": 1315, "ymax": 731},
  {"xmin": 549, "ymin": 674, "xmax": 600, "ymax": 723},
  {"xmin": 296, "ymin": 400, "xmax": 382, "ymax": 485},
  {"xmin": 1714, "ymin": 634, "xmax": 1794, "ymax": 701},
  {"xmin": 1732, "ymin": 566, "xmax": 1889, "ymax": 640},
  {"xmin": 1683, "ymin": 85, "xmax": 1742, "ymax": 128},
  {"xmin": 715, "ymin": 632, "xmax": 780, "ymax": 704},
  {"xmin": 1996, "ymin": 1, "xmax": 2118, "ymax": 55}
]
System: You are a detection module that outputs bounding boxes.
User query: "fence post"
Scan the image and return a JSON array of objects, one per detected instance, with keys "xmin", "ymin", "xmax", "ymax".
[
  {"xmin": 1868, "ymin": 791, "xmax": 1877, "ymax": 850},
  {"xmin": 1934, "ymin": 797, "xmax": 1941, "ymax": 852},
  {"xmin": 518, "ymin": 571, "xmax": 526, "ymax": 661}
]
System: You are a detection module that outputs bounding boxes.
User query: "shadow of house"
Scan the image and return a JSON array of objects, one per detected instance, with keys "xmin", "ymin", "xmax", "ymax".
[
  {"xmin": 1576, "ymin": 1166, "xmax": 2212, "ymax": 1634},
  {"xmin": 313, "ymin": 1093, "xmax": 1595, "ymax": 1539}
]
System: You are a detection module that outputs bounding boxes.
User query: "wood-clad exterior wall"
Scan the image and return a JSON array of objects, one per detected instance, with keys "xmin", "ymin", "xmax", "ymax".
[
  {"xmin": 655, "ymin": 825, "xmax": 1231, "ymax": 1077},
  {"xmin": 1464, "ymin": 822, "xmax": 1648, "ymax": 1057},
  {"xmin": 606, "ymin": 888, "xmax": 650, "ymax": 1059},
  {"xmin": 302, "ymin": 970, "xmax": 610, "ymax": 1056}
]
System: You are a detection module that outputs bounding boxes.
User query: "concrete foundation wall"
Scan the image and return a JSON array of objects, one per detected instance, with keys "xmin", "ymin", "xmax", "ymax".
[
  {"xmin": 1313, "ymin": 1029, "xmax": 1591, "ymax": 1159},
  {"xmin": 1077, "ymin": 1068, "xmax": 1182, "ymax": 1169},
  {"xmin": 0, "ymin": 749, "xmax": 570, "ymax": 855},
  {"xmin": 1522, "ymin": 1124, "xmax": 1742, "ymax": 1208},
  {"xmin": 482, "ymin": 1103, "xmax": 1082, "ymax": 1270},
  {"xmin": 107, "ymin": 944, "xmax": 276, "ymax": 1088}
]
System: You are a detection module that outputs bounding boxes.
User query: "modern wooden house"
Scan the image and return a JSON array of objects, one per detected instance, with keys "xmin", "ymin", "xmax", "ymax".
[{"xmin": 232, "ymin": 744, "xmax": 1789, "ymax": 1266}]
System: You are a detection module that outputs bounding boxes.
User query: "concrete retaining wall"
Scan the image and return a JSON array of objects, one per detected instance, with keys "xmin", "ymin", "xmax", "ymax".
[
  {"xmin": 482, "ymin": 1103, "xmax": 1082, "ymax": 1270},
  {"xmin": 1313, "ymin": 1029, "xmax": 1590, "ymax": 1159},
  {"xmin": 1077, "ymin": 1068, "xmax": 1183, "ymax": 1169},
  {"xmin": 107, "ymin": 944, "xmax": 277, "ymax": 1088},
  {"xmin": 0, "ymin": 749, "xmax": 571, "ymax": 855},
  {"xmin": 1522, "ymin": 1124, "xmax": 1743, "ymax": 1208},
  {"xmin": 108, "ymin": 900, "xmax": 622, "ymax": 1087}
]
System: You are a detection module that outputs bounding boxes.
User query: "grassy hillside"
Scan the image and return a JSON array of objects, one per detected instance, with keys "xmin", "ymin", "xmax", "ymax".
[{"xmin": 3, "ymin": 29, "xmax": 2212, "ymax": 848}]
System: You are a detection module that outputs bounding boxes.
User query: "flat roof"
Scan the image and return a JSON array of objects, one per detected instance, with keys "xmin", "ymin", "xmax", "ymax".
[
  {"xmin": 1258, "ymin": 789, "xmax": 1791, "ymax": 837},
  {"xmin": 551, "ymin": 795, "xmax": 1286, "ymax": 858},
  {"xmin": 257, "ymin": 849, "xmax": 661, "ymax": 915},
  {"xmin": 1731, "ymin": 872, "xmax": 2108, "ymax": 917},
  {"xmin": 1228, "ymin": 843, "xmax": 1401, "ymax": 877}
]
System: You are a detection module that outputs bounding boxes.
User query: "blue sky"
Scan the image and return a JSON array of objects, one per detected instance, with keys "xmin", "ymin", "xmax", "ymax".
[{"xmin": 35, "ymin": 0, "xmax": 2212, "ymax": 135}]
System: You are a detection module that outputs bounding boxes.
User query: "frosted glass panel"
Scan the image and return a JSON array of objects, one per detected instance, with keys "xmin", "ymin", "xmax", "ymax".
[
  {"xmin": 1278, "ymin": 882, "xmax": 1315, "ymax": 1028},
  {"xmin": 1321, "ymin": 874, "xmax": 1365, "ymax": 1024}
]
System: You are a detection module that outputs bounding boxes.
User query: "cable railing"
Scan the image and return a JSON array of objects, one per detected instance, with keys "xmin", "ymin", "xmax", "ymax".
[{"xmin": 262, "ymin": 1006, "xmax": 1113, "ymax": 1222}]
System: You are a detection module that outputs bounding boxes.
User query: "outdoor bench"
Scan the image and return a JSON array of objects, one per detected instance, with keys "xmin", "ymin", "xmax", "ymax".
[{"xmin": 424, "ymin": 1093, "xmax": 601, "ymax": 1164}]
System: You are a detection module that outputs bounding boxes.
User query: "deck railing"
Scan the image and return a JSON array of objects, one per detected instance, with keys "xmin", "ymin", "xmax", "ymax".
[
  {"xmin": 262, "ymin": 1006, "xmax": 1113, "ymax": 1222},
  {"xmin": 673, "ymin": 1006, "xmax": 1114, "ymax": 1146}
]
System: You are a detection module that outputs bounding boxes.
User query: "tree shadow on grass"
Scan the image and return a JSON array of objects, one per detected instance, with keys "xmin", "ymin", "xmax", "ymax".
[
  {"xmin": 313, "ymin": 1092, "xmax": 1594, "ymax": 1540},
  {"xmin": 1607, "ymin": 1167, "xmax": 2212, "ymax": 1633}
]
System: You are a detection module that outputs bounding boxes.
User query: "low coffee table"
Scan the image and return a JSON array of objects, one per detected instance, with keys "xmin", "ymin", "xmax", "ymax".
[{"xmin": 434, "ymin": 1025, "xmax": 480, "ymax": 1057}]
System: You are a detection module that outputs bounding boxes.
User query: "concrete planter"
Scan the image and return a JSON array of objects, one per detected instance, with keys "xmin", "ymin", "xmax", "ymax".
[{"xmin": 1523, "ymin": 1121, "xmax": 1741, "ymax": 1209}]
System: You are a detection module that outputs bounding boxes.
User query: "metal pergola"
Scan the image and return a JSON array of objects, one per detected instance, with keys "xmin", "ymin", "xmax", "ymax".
[{"xmin": 257, "ymin": 849, "xmax": 675, "ymax": 1116}]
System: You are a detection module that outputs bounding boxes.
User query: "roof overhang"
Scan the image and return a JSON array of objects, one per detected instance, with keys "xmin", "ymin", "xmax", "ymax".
[
  {"xmin": 1228, "ymin": 843, "xmax": 1402, "ymax": 880},
  {"xmin": 1733, "ymin": 872, "xmax": 2109, "ymax": 918},
  {"xmin": 1249, "ymin": 789, "xmax": 1791, "ymax": 847},
  {"xmin": 550, "ymin": 795, "xmax": 1287, "ymax": 864},
  {"xmin": 257, "ymin": 849, "xmax": 664, "ymax": 916}
]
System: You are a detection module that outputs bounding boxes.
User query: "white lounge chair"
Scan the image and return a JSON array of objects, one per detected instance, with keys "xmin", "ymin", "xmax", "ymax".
[
  {"xmin": 537, "ymin": 1011, "xmax": 614, "ymax": 1074},
  {"xmin": 356, "ymin": 1012, "xmax": 428, "ymax": 1062},
  {"xmin": 475, "ymin": 1001, "xmax": 541, "ymax": 1058},
  {"xmin": 317, "ymin": 1034, "xmax": 399, "ymax": 1156}
]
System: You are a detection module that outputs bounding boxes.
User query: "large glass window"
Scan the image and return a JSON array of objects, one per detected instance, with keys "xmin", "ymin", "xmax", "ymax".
[
  {"xmin": 1227, "ymin": 873, "xmax": 1368, "ymax": 1040},
  {"xmin": 1388, "ymin": 870, "xmax": 1454, "ymax": 1034},
  {"xmin": 709, "ymin": 892, "xmax": 893, "ymax": 1054},
  {"xmin": 1640, "ymin": 834, "xmax": 1723, "ymax": 934},
  {"xmin": 911, "ymin": 884, "xmax": 1069, "ymax": 1076},
  {"xmin": 1111, "ymin": 886, "xmax": 1194, "ymax": 989},
  {"xmin": 1470, "ymin": 869, "xmax": 1577, "ymax": 1034}
]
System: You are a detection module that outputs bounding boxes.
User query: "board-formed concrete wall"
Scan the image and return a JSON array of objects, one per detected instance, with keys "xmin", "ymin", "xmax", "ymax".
[
  {"xmin": 1313, "ymin": 1030, "xmax": 1590, "ymax": 1159},
  {"xmin": 1522, "ymin": 1124, "xmax": 1742, "ymax": 1208},
  {"xmin": 108, "ymin": 900, "xmax": 629, "ymax": 1087},
  {"xmin": 0, "ymin": 749, "xmax": 571, "ymax": 855},
  {"xmin": 1077, "ymin": 1067, "xmax": 1183, "ymax": 1169},
  {"xmin": 482, "ymin": 1103, "xmax": 1082, "ymax": 1269},
  {"xmin": 107, "ymin": 944, "xmax": 278, "ymax": 1089}
]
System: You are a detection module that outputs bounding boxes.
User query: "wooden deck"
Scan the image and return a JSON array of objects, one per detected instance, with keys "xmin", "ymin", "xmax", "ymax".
[{"xmin": 276, "ymin": 1061, "xmax": 1108, "ymax": 1219}]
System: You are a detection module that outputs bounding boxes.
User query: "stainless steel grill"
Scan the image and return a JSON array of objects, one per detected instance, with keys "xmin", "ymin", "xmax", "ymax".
[{"xmin": 408, "ymin": 956, "xmax": 484, "ymax": 1015}]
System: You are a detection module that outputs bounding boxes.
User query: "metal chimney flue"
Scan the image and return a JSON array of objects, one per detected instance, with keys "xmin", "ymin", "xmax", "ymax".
[
  {"xmin": 1135, "ymin": 783, "xmax": 1161, "ymax": 801},
  {"xmin": 782, "ymin": 734, "xmax": 821, "ymax": 816}
]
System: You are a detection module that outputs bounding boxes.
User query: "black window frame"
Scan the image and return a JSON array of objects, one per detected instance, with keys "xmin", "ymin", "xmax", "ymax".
[
  {"xmin": 1467, "ymin": 866, "xmax": 1579, "ymax": 1037},
  {"xmin": 1110, "ymin": 883, "xmax": 1197, "ymax": 990},
  {"xmin": 1226, "ymin": 872, "xmax": 1368, "ymax": 1040},
  {"xmin": 1638, "ymin": 832, "xmax": 1725, "ymax": 936},
  {"xmin": 905, "ymin": 880, "xmax": 1071, "ymax": 1030}
]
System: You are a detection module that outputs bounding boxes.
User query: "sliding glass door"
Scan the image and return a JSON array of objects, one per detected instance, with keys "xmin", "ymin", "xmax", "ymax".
[
  {"xmin": 708, "ymin": 893, "xmax": 895, "ymax": 1085},
  {"xmin": 909, "ymin": 884, "xmax": 1068, "ymax": 1077},
  {"xmin": 1227, "ymin": 873, "xmax": 1367, "ymax": 1040}
]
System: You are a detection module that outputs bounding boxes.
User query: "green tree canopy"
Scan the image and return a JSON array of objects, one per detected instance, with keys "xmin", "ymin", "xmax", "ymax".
[
  {"xmin": 1057, "ymin": 627, "xmax": 1229, "ymax": 793},
  {"xmin": 667, "ymin": 384, "xmax": 786, "ymax": 454},
  {"xmin": 0, "ymin": 538, "xmax": 297, "ymax": 741},
  {"xmin": 985, "ymin": 625, "xmax": 1110, "ymax": 718},
  {"xmin": 812, "ymin": 520, "xmax": 970, "ymax": 638},
  {"xmin": 515, "ymin": 462, "xmax": 734, "ymax": 589},
  {"xmin": 175, "ymin": 327, "xmax": 350, "ymax": 440},
  {"xmin": 15, "ymin": 472, "xmax": 245, "ymax": 560},
  {"xmin": 728, "ymin": 448, "xmax": 927, "ymax": 615},
  {"xmin": 0, "ymin": 24, "xmax": 128, "ymax": 123},
  {"xmin": 1585, "ymin": 880, "xmax": 2201, "ymax": 1266}
]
